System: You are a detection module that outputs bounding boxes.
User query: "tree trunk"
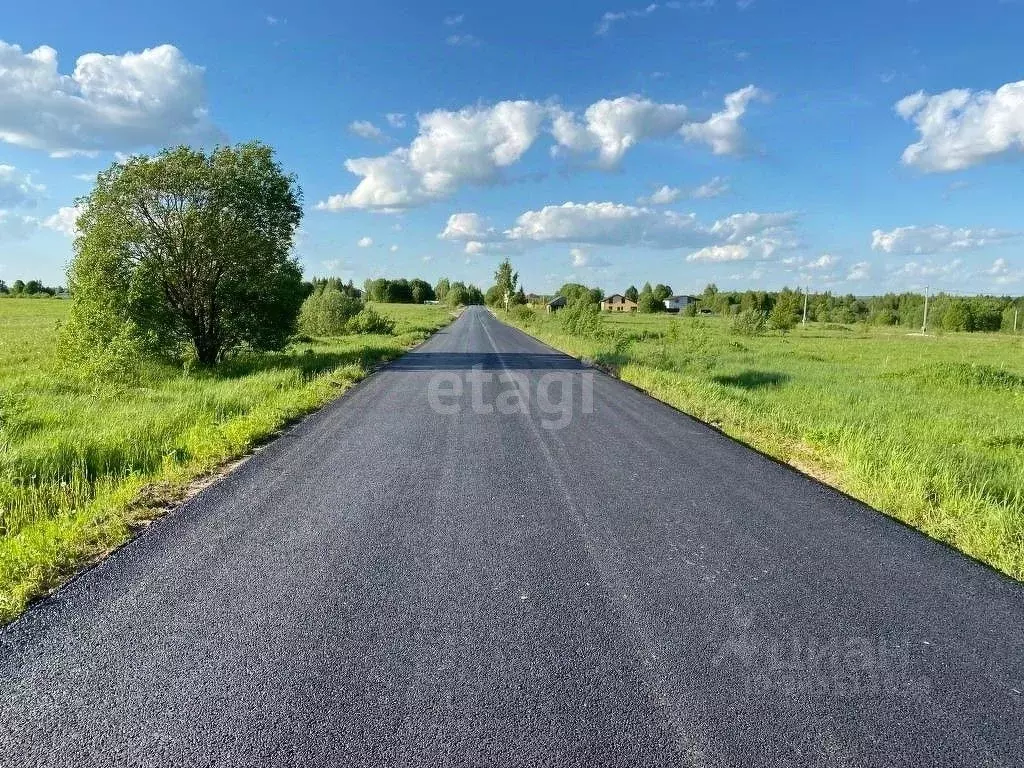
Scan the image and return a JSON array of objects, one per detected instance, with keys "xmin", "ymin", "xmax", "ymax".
[{"xmin": 193, "ymin": 335, "xmax": 220, "ymax": 366}]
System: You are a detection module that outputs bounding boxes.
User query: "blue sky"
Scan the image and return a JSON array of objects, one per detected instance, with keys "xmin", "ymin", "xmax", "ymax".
[{"xmin": 2, "ymin": 0, "xmax": 1024, "ymax": 295}]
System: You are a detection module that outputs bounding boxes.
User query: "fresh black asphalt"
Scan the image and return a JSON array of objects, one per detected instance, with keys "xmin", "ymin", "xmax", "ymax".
[{"xmin": 1, "ymin": 306, "xmax": 1021, "ymax": 766}]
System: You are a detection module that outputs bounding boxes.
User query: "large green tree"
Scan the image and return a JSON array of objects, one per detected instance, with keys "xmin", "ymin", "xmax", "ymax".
[
  {"xmin": 769, "ymin": 289, "xmax": 800, "ymax": 332},
  {"xmin": 494, "ymin": 258, "xmax": 519, "ymax": 309},
  {"xmin": 435, "ymin": 278, "xmax": 451, "ymax": 302},
  {"xmin": 62, "ymin": 142, "xmax": 304, "ymax": 367},
  {"xmin": 558, "ymin": 283, "xmax": 603, "ymax": 306}
]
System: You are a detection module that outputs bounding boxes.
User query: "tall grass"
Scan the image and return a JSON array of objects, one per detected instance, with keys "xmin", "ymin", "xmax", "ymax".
[
  {"xmin": 0, "ymin": 299, "xmax": 453, "ymax": 622},
  {"xmin": 509, "ymin": 309, "xmax": 1024, "ymax": 579}
]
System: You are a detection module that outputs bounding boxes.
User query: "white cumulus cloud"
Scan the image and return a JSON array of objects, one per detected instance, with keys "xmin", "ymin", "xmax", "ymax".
[
  {"xmin": 357, "ymin": 236, "xmax": 373, "ymax": 247},
  {"xmin": 896, "ymin": 81, "xmax": 1024, "ymax": 172},
  {"xmin": 551, "ymin": 96, "xmax": 689, "ymax": 168},
  {"xmin": 988, "ymin": 257, "xmax": 1009, "ymax": 276},
  {"xmin": 686, "ymin": 244, "xmax": 750, "ymax": 262},
  {"xmin": 681, "ymin": 85, "xmax": 766, "ymax": 155},
  {"xmin": 639, "ymin": 176, "xmax": 729, "ymax": 205},
  {"xmin": 568, "ymin": 247, "xmax": 609, "ymax": 268},
  {"xmin": 806, "ymin": 253, "xmax": 839, "ymax": 270},
  {"xmin": 319, "ymin": 90, "xmax": 765, "ymax": 212},
  {"xmin": 439, "ymin": 212, "xmax": 499, "ymax": 241},
  {"xmin": 42, "ymin": 205, "xmax": 83, "ymax": 237},
  {"xmin": 317, "ymin": 101, "xmax": 546, "ymax": 212},
  {"xmin": 507, "ymin": 202, "xmax": 704, "ymax": 248},
  {"xmin": 637, "ymin": 185, "xmax": 681, "ymax": 205},
  {"xmin": 709, "ymin": 211, "xmax": 798, "ymax": 258},
  {"xmin": 871, "ymin": 225, "xmax": 1018, "ymax": 254},
  {"xmin": 984, "ymin": 258, "xmax": 1024, "ymax": 285},
  {"xmin": 349, "ymin": 120, "xmax": 384, "ymax": 140},
  {"xmin": 0, "ymin": 40, "xmax": 222, "ymax": 156},
  {"xmin": 501, "ymin": 201, "xmax": 795, "ymax": 260}
]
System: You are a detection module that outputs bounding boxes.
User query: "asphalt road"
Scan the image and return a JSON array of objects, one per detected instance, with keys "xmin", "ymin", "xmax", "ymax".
[{"xmin": 1, "ymin": 306, "xmax": 1022, "ymax": 767}]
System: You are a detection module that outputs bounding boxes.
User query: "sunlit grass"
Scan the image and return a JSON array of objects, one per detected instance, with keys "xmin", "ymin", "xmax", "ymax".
[
  {"xmin": 0, "ymin": 298, "xmax": 453, "ymax": 622},
  {"xmin": 510, "ymin": 309, "xmax": 1024, "ymax": 579}
]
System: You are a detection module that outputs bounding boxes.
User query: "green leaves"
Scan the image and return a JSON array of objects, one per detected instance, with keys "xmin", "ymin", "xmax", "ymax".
[
  {"xmin": 60, "ymin": 142, "xmax": 304, "ymax": 368},
  {"xmin": 298, "ymin": 285, "xmax": 365, "ymax": 336}
]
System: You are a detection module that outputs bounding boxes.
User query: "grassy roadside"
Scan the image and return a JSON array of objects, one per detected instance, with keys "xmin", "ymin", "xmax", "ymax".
[
  {"xmin": 505, "ymin": 308, "xmax": 1024, "ymax": 580},
  {"xmin": 0, "ymin": 300, "xmax": 454, "ymax": 623}
]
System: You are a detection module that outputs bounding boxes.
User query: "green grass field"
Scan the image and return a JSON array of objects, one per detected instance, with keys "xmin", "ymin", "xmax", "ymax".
[
  {"xmin": 0, "ymin": 299, "xmax": 453, "ymax": 622},
  {"xmin": 510, "ymin": 308, "xmax": 1024, "ymax": 580}
]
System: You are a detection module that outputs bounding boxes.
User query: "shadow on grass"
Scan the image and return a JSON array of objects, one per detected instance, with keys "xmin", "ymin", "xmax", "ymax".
[
  {"xmin": 591, "ymin": 351, "xmax": 632, "ymax": 374},
  {"xmin": 209, "ymin": 345, "xmax": 401, "ymax": 381},
  {"xmin": 713, "ymin": 370, "xmax": 790, "ymax": 390}
]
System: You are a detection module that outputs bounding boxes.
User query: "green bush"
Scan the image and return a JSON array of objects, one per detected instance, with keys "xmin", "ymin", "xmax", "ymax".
[
  {"xmin": 769, "ymin": 294, "xmax": 799, "ymax": 332},
  {"xmin": 509, "ymin": 304, "xmax": 536, "ymax": 325},
  {"xmin": 637, "ymin": 292, "xmax": 665, "ymax": 314},
  {"xmin": 348, "ymin": 308, "xmax": 396, "ymax": 335},
  {"xmin": 730, "ymin": 310, "xmax": 768, "ymax": 337},
  {"xmin": 560, "ymin": 300, "xmax": 603, "ymax": 337},
  {"xmin": 298, "ymin": 285, "xmax": 364, "ymax": 336},
  {"xmin": 942, "ymin": 300, "xmax": 973, "ymax": 332}
]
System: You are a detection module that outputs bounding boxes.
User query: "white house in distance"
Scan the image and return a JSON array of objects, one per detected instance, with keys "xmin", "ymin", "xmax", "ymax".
[{"xmin": 664, "ymin": 295, "xmax": 697, "ymax": 313}]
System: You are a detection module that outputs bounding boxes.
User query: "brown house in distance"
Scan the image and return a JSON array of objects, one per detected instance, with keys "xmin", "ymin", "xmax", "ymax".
[{"xmin": 600, "ymin": 294, "xmax": 638, "ymax": 312}]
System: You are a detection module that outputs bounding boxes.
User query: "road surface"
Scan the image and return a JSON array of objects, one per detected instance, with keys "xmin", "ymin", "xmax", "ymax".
[{"xmin": 1, "ymin": 306, "xmax": 1021, "ymax": 766}]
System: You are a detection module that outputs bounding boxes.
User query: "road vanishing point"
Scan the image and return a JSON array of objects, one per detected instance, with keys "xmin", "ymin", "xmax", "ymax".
[{"xmin": 1, "ymin": 306, "xmax": 1021, "ymax": 767}]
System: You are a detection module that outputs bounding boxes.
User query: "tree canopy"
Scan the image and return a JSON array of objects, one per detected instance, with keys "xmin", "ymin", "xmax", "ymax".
[
  {"xmin": 60, "ymin": 142, "xmax": 304, "ymax": 368},
  {"xmin": 363, "ymin": 277, "xmax": 436, "ymax": 304},
  {"xmin": 558, "ymin": 283, "xmax": 603, "ymax": 306},
  {"xmin": 494, "ymin": 258, "xmax": 519, "ymax": 309}
]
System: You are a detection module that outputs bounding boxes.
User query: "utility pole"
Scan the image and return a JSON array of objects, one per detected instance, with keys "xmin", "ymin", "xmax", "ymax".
[
  {"xmin": 802, "ymin": 287, "xmax": 809, "ymax": 326},
  {"xmin": 921, "ymin": 285, "xmax": 930, "ymax": 334},
  {"xmin": 1015, "ymin": 307, "xmax": 1019, "ymax": 334}
]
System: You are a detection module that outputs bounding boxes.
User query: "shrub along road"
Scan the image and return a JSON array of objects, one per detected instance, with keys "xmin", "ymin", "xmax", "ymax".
[{"xmin": 1, "ymin": 307, "xmax": 1021, "ymax": 766}]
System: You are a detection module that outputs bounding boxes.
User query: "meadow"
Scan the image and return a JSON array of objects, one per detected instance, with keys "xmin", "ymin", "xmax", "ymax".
[
  {"xmin": 510, "ymin": 308, "xmax": 1024, "ymax": 580},
  {"xmin": 0, "ymin": 299, "xmax": 453, "ymax": 622}
]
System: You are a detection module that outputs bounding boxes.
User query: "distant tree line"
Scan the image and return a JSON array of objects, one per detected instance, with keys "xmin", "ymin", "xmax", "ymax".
[
  {"xmin": 543, "ymin": 281, "xmax": 675, "ymax": 314},
  {"xmin": 691, "ymin": 284, "xmax": 1024, "ymax": 332},
  {"xmin": 0, "ymin": 279, "xmax": 65, "ymax": 297},
  {"xmin": 294, "ymin": 274, "xmax": 490, "ymax": 336},
  {"xmin": 434, "ymin": 278, "xmax": 485, "ymax": 307},
  {"xmin": 538, "ymin": 277, "xmax": 1024, "ymax": 333},
  {"xmin": 362, "ymin": 277, "xmax": 436, "ymax": 304},
  {"xmin": 298, "ymin": 278, "xmax": 393, "ymax": 337}
]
